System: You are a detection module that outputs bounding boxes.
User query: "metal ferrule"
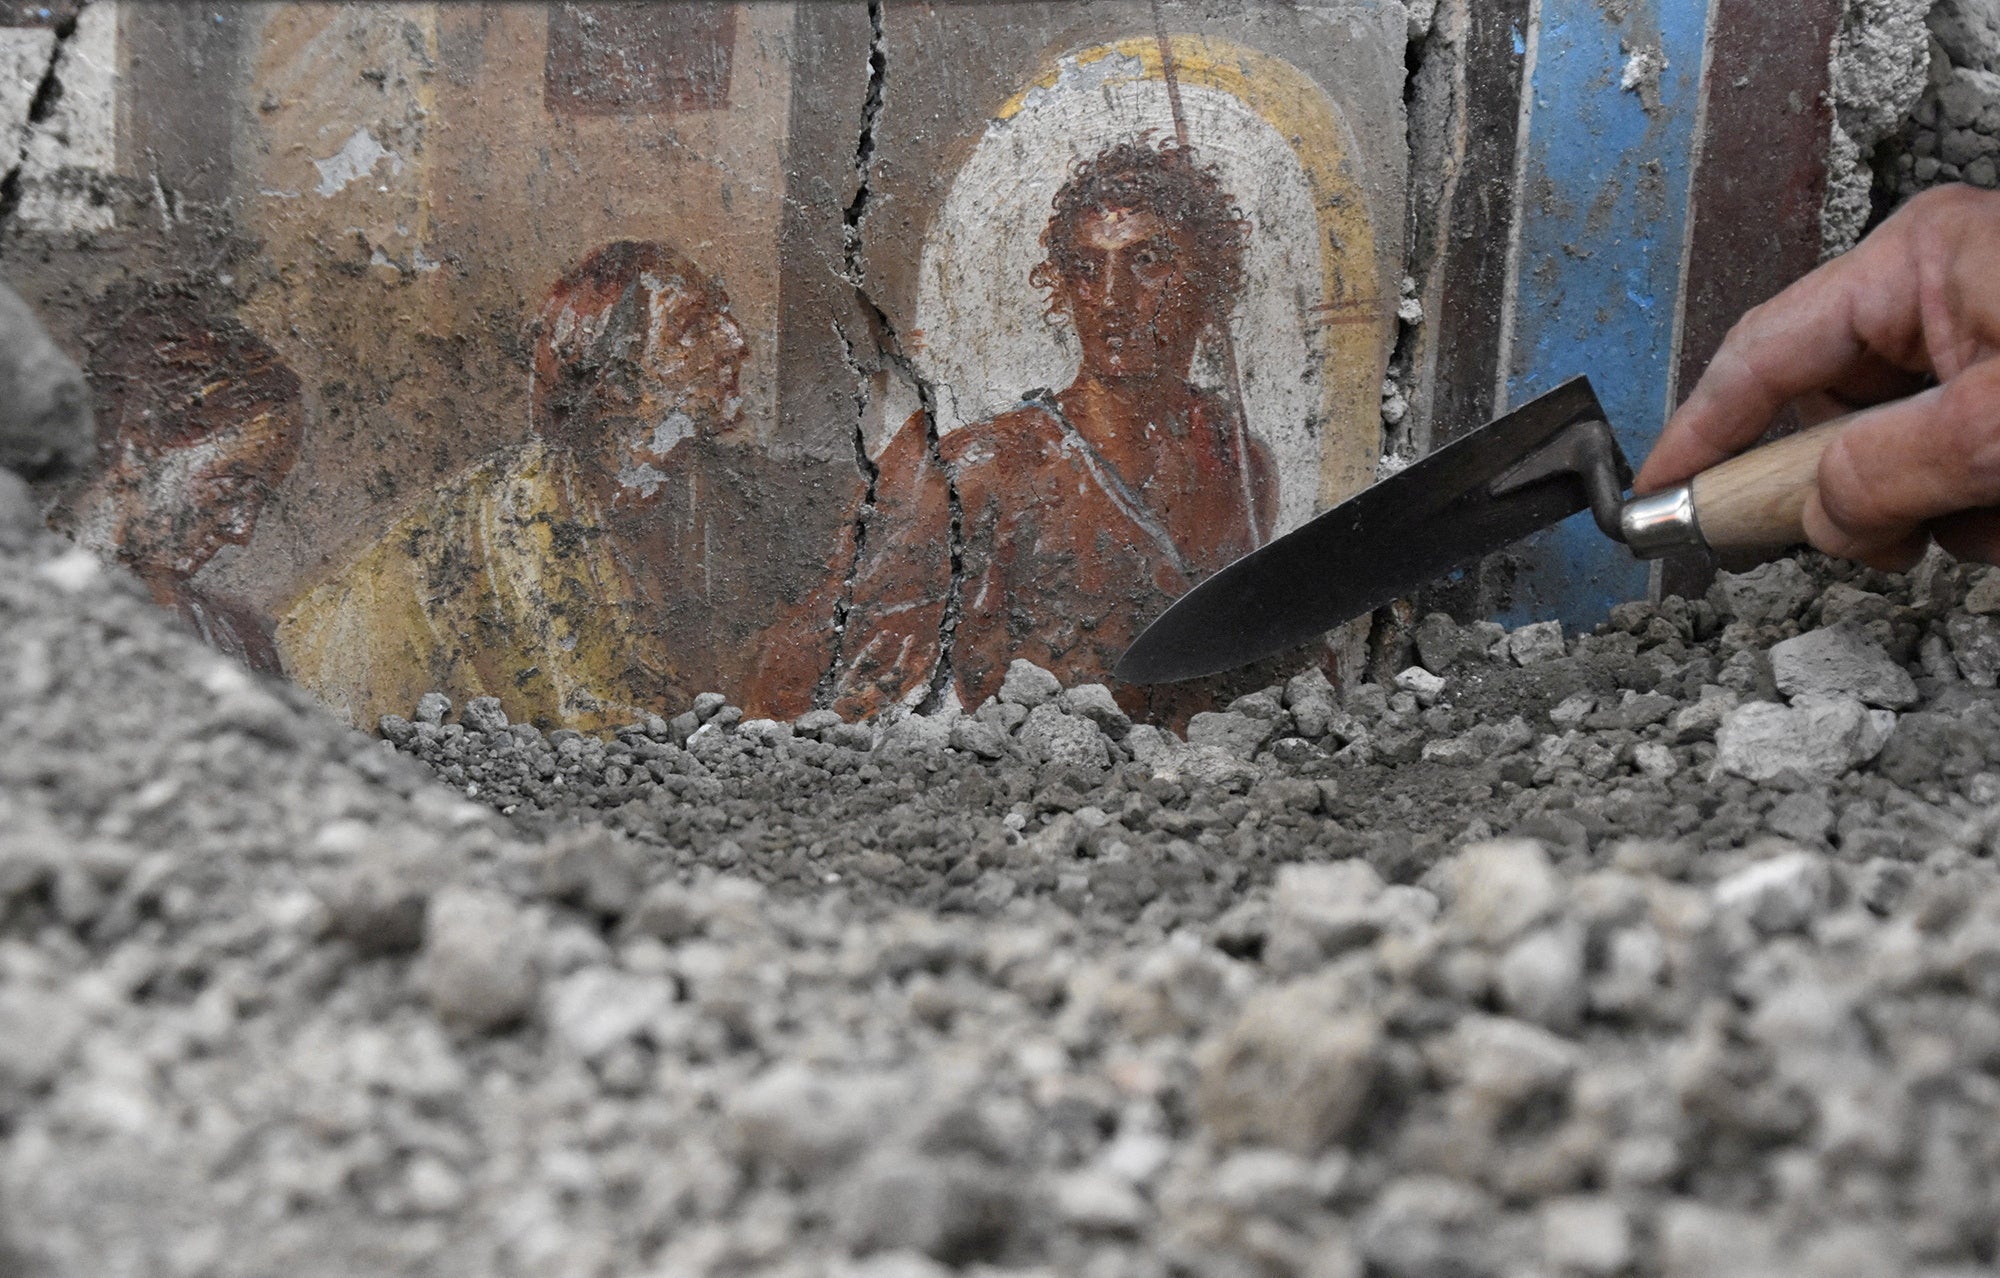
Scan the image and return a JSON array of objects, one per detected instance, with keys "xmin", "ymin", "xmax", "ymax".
[{"xmin": 1620, "ymin": 485, "xmax": 1703, "ymax": 558}]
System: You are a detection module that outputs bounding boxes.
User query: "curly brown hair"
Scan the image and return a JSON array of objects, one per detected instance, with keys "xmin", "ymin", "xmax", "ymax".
[{"xmin": 1029, "ymin": 139, "xmax": 1250, "ymax": 325}]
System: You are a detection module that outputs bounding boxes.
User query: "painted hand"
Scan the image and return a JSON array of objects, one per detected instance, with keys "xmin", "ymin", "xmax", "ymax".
[{"xmin": 1636, "ymin": 183, "xmax": 2000, "ymax": 570}]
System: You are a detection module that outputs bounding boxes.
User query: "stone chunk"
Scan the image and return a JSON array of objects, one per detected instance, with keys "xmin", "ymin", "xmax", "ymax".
[
  {"xmin": 1585, "ymin": 690, "xmax": 1677, "ymax": 730},
  {"xmin": 1265, "ymin": 861, "xmax": 1436, "ymax": 973},
  {"xmin": 1444, "ymin": 1014, "xmax": 1579, "ymax": 1111},
  {"xmin": 1018, "ymin": 704, "xmax": 1110, "ymax": 771},
  {"xmin": 1539, "ymin": 1195, "xmax": 1632, "ymax": 1276},
  {"xmin": 1765, "ymin": 792, "xmax": 1835, "ymax": 844},
  {"xmin": 1940, "ymin": 66, "xmax": 2000, "ymax": 128},
  {"xmin": 1196, "ymin": 981, "xmax": 1384, "ymax": 1152},
  {"xmin": 1284, "ymin": 667, "xmax": 1340, "ymax": 738},
  {"xmin": 998, "ymin": 659, "xmax": 1061, "ymax": 708},
  {"xmin": 1707, "ymin": 558, "xmax": 1814, "ymax": 626},
  {"xmin": 1393, "ymin": 666, "xmax": 1446, "ymax": 705},
  {"xmin": 0, "ymin": 279, "xmax": 93, "ymax": 479},
  {"xmin": 1496, "ymin": 923, "xmax": 1586, "ymax": 1031},
  {"xmin": 1444, "ymin": 839, "xmax": 1562, "ymax": 946},
  {"xmin": 1817, "ymin": 581, "xmax": 1895, "ymax": 627},
  {"xmin": 948, "ymin": 716, "xmax": 1007, "ymax": 760},
  {"xmin": 1713, "ymin": 851, "xmax": 1830, "ymax": 934},
  {"xmin": 1506, "ymin": 621, "xmax": 1566, "ymax": 665},
  {"xmin": 729, "ymin": 1063, "xmax": 896, "ymax": 1181},
  {"xmin": 1964, "ymin": 568, "xmax": 2000, "ymax": 615},
  {"xmin": 546, "ymin": 966, "xmax": 673, "ymax": 1059},
  {"xmin": 1186, "ymin": 710, "xmax": 1278, "ymax": 760},
  {"xmin": 878, "ymin": 712, "xmax": 954, "ymax": 756},
  {"xmin": 0, "ymin": 985, "xmax": 84, "ymax": 1096},
  {"xmin": 1149, "ymin": 743, "xmax": 1260, "ymax": 791},
  {"xmin": 838, "ymin": 1152, "xmax": 1031, "ymax": 1265},
  {"xmin": 417, "ymin": 887, "xmax": 540, "ymax": 1032},
  {"xmin": 460, "ymin": 696, "xmax": 509, "ymax": 734},
  {"xmin": 1947, "ymin": 613, "xmax": 2000, "ymax": 686},
  {"xmin": 1769, "ymin": 623, "xmax": 1918, "ymax": 708},
  {"xmin": 1550, "ymin": 694, "xmax": 1596, "ymax": 729},
  {"xmin": 1226, "ymin": 687, "xmax": 1286, "ymax": 721},
  {"xmin": 1414, "ymin": 612, "xmax": 1469, "ymax": 673},
  {"xmin": 1052, "ymin": 1169, "xmax": 1147, "ymax": 1233},
  {"xmin": 1711, "ymin": 697, "xmax": 1895, "ymax": 782},
  {"xmin": 321, "ymin": 827, "xmax": 449, "ymax": 956},
  {"xmin": 1631, "ymin": 743, "xmax": 1678, "ymax": 779},
  {"xmin": 1058, "ymin": 683, "xmax": 1131, "ymax": 737},
  {"xmin": 1421, "ymin": 716, "xmax": 1533, "ymax": 766},
  {"xmin": 1669, "ymin": 688, "xmax": 1739, "ymax": 743}
]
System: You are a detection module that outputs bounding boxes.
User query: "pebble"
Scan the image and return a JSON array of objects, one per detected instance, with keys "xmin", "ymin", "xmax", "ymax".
[
  {"xmin": 1769, "ymin": 623, "xmax": 1919, "ymax": 708},
  {"xmin": 1018, "ymin": 704, "xmax": 1111, "ymax": 771},
  {"xmin": 1186, "ymin": 709, "xmax": 1280, "ymax": 759},
  {"xmin": 1708, "ymin": 559, "xmax": 1814, "ymax": 626},
  {"xmin": 1712, "ymin": 696, "xmax": 1896, "ymax": 783},
  {"xmin": 1540, "ymin": 1195, "xmax": 1632, "ymax": 1276},
  {"xmin": 998, "ymin": 659, "xmax": 1062, "ymax": 708},
  {"xmin": 1507, "ymin": 621, "xmax": 1566, "ymax": 665},
  {"xmin": 1497, "ymin": 923, "xmax": 1587, "ymax": 1030},
  {"xmin": 545, "ymin": 966, "xmax": 673, "ymax": 1059},
  {"xmin": 416, "ymin": 887, "xmax": 540, "ymax": 1031},
  {"xmin": 1197, "ymin": 985, "xmax": 1385, "ymax": 1153},
  {"xmin": 1058, "ymin": 683, "xmax": 1131, "ymax": 736},
  {"xmin": 0, "ymin": 279, "xmax": 95, "ymax": 479},
  {"xmin": 1714, "ymin": 851, "xmax": 1831, "ymax": 934},
  {"xmin": 1393, "ymin": 665, "xmax": 1447, "ymax": 705},
  {"xmin": 1445, "ymin": 839, "xmax": 1563, "ymax": 946}
]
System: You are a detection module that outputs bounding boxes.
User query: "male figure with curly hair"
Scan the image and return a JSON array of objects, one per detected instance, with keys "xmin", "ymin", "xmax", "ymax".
[
  {"xmin": 750, "ymin": 140, "xmax": 1276, "ymax": 720},
  {"xmin": 279, "ymin": 241, "xmax": 749, "ymax": 731}
]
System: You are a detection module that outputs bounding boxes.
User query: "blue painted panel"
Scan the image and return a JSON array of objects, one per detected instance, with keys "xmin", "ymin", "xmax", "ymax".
[{"xmin": 1499, "ymin": 0, "xmax": 1710, "ymax": 629}]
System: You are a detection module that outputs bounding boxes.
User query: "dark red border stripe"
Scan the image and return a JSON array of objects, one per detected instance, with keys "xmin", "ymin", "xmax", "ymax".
[{"xmin": 1673, "ymin": 0, "xmax": 1840, "ymax": 408}]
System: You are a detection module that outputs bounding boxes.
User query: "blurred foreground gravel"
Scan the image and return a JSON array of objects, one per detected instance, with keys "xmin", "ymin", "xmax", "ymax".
[{"xmin": 5, "ymin": 472, "xmax": 2000, "ymax": 1277}]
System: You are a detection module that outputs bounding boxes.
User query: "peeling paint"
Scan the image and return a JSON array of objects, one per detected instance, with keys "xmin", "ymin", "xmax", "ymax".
[{"xmin": 312, "ymin": 127, "xmax": 404, "ymax": 197}]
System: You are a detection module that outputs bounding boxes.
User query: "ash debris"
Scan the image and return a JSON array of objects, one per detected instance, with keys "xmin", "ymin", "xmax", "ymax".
[
  {"xmin": 1882, "ymin": 0, "xmax": 2000, "ymax": 200},
  {"xmin": 4, "ymin": 478, "xmax": 2000, "ymax": 1276}
]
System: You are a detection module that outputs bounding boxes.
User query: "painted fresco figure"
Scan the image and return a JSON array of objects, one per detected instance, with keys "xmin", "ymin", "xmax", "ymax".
[
  {"xmin": 750, "ymin": 140, "xmax": 1275, "ymax": 720},
  {"xmin": 53, "ymin": 293, "xmax": 304, "ymax": 673},
  {"xmin": 278, "ymin": 241, "xmax": 749, "ymax": 732}
]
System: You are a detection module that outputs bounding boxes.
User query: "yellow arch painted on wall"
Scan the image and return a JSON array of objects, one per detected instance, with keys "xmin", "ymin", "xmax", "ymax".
[{"xmin": 998, "ymin": 35, "xmax": 1389, "ymax": 509}]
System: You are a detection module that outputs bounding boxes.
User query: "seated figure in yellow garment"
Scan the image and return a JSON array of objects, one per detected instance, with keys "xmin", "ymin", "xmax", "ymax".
[{"xmin": 278, "ymin": 241, "xmax": 749, "ymax": 732}]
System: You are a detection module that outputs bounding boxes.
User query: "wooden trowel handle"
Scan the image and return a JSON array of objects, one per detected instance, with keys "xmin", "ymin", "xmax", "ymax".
[
  {"xmin": 1688, "ymin": 416, "xmax": 1845, "ymax": 552},
  {"xmin": 1621, "ymin": 416, "xmax": 1847, "ymax": 557}
]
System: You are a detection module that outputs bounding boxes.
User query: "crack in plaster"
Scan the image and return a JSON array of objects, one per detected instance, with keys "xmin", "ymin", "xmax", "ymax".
[
  {"xmin": 1383, "ymin": 11, "xmax": 1446, "ymax": 464},
  {"xmin": 819, "ymin": 318, "xmax": 882, "ymax": 709},
  {"xmin": 0, "ymin": 3, "xmax": 81, "ymax": 236},
  {"xmin": 834, "ymin": 0, "xmax": 965, "ymax": 714}
]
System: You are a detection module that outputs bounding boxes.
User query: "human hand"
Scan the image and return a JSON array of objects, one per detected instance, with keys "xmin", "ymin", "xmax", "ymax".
[{"xmin": 1635, "ymin": 183, "xmax": 2000, "ymax": 570}]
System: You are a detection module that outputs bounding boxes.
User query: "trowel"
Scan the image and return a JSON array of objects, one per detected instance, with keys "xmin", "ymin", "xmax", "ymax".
[{"xmin": 1115, "ymin": 376, "xmax": 1848, "ymax": 684}]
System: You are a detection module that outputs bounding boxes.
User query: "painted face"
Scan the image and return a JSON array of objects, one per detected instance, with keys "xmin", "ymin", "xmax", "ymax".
[
  {"xmin": 77, "ymin": 425, "xmax": 278, "ymax": 579},
  {"xmin": 535, "ymin": 264, "xmax": 749, "ymax": 498},
  {"xmin": 1058, "ymin": 204, "xmax": 1207, "ymax": 382},
  {"xmin": 630, "ymin": 282, "xmax": 748, "ymax": 460}
]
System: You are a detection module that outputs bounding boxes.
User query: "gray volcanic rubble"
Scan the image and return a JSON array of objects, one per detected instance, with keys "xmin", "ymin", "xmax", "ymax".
[
  {"xmin": 1887, "ymin": 0, "xmax": 2000, "ymax": 197},
  {"xmin": 5, "ymin": 470, "xmax": 2000, "ymax": 1276}
]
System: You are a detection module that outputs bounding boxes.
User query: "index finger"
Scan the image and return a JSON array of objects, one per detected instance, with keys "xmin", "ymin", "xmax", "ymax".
[{"xmin": 1636, "ymin": 256, "xmax": 1896, "ymax": 493}]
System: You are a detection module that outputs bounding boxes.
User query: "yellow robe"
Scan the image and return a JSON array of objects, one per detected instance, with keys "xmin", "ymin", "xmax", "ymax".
[{"xmin": 277, "ymin": 439, "xmax": 682, "ymax": 733}]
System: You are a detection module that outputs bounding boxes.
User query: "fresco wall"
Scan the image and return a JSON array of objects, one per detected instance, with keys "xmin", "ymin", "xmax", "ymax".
[
  {"xmin": 0, "ymin": 0, "xmax": 1405, "ymax": 731},
  {"xmin": 0, "ymin": 0, "xmax": 1851, "ymax": 733}
]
